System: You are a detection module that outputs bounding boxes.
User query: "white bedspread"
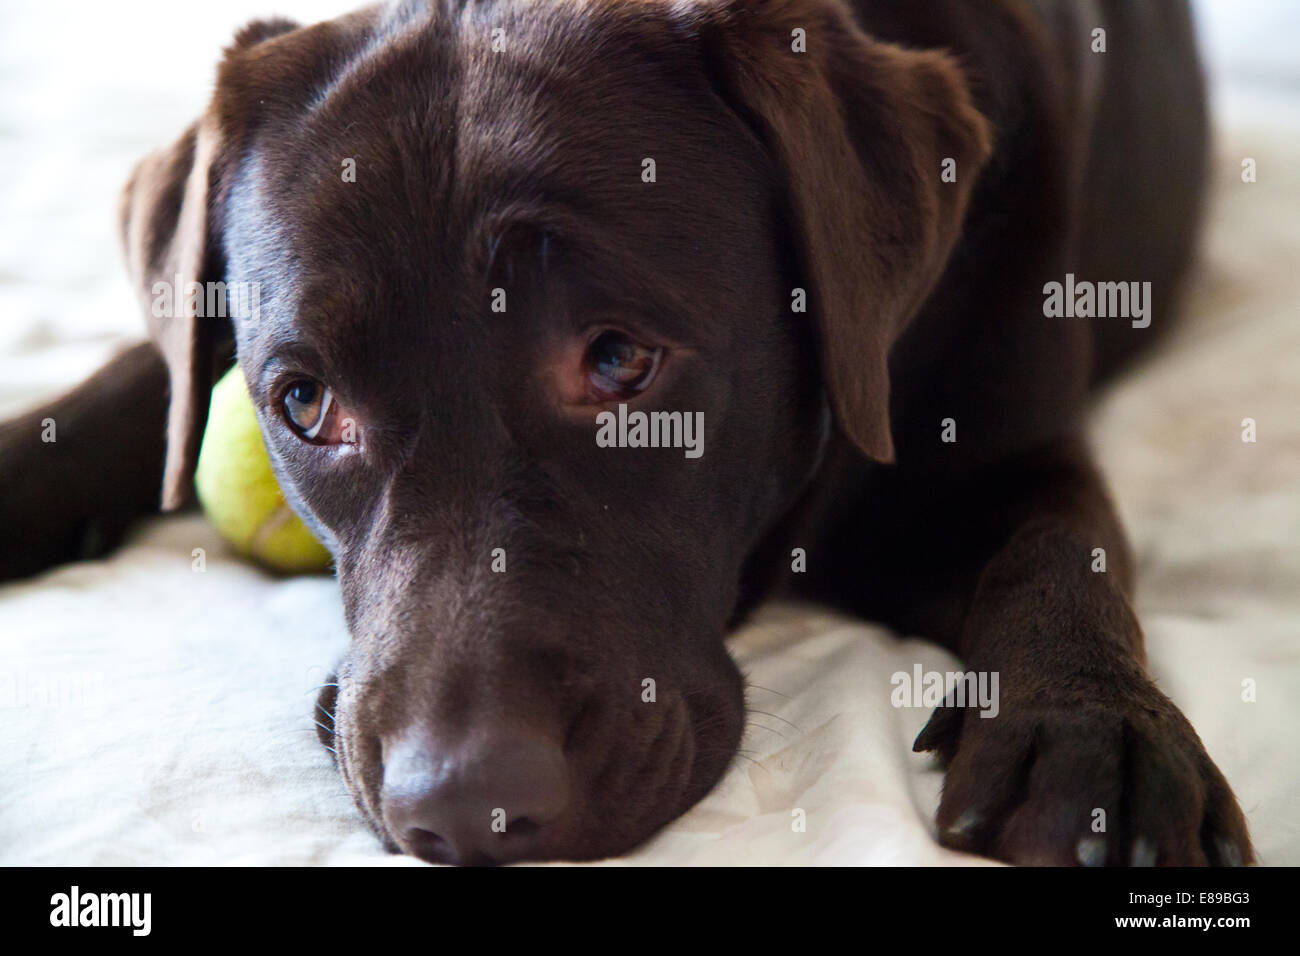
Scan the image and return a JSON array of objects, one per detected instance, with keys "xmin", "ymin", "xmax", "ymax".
[{"xmin": 1, "ymin": 0, "xmax": 1296, "ymax": 865}]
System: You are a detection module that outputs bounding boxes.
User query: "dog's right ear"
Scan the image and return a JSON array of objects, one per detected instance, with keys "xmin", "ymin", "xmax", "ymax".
[
  {"xmin": 118, "ymin": 18, "xmax": 299, "ymax": 510},
  {"xmin": 119, "ymin": 117, "xmax": 223, "ymax": 511}
]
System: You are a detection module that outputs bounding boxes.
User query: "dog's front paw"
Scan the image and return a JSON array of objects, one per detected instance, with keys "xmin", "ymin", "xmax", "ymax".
[{"xmin": 913, "ymin": 677, "xmax": 1253, "ymax": 866}]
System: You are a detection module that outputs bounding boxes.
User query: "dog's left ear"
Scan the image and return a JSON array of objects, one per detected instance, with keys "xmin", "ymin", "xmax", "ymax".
[{"xmin": 694, "ymin": 0, "xmax": 992, "ymax": 462}]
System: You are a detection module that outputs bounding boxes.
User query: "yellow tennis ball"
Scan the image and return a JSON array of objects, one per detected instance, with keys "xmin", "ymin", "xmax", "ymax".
[{"xmin": 194, "ymin": 367, "xmax": 332, "ymax": 574}]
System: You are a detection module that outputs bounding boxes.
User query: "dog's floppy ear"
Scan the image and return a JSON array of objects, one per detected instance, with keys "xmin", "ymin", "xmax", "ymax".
[
  {"xmin": 118, "ymin": 18, "xmax": 299, "ymax": 510},
  {"xmin": 119, "ymin": 118, "xmax": 224, "ymax": 510},
  {"xmin": 695, "ymin": 0, "xmax": 992, "ymax": 462}
]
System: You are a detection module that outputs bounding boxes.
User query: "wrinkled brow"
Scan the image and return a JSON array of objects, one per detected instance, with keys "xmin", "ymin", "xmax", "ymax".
[{"xmin": 470, "ymin": 204, "xmax": 704, "ymax": 343}]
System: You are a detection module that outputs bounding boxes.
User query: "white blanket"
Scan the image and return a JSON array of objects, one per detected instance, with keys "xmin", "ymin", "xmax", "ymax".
[{"xmin": 2, "ymin": 0, "xmax": 1297, "ymax": 865}]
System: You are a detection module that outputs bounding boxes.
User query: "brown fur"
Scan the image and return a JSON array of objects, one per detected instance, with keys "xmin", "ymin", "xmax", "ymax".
[{"xmin": 0, "ymin": 0, "xmax": 1251, "ymax": 866}]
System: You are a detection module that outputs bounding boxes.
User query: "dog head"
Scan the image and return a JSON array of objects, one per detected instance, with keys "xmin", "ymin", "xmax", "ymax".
[{"xmin": 120, "ymin": 0, "xmax": 989, "ymax": 863}]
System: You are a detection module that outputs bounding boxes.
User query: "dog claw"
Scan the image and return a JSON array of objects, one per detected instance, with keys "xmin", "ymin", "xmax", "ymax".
[
  {"xmin": 913, "ymin": 703, "xmax": 963, "ymax": 759},
  {"xmin": 943, "ymin": 808, "xmax": 984, "ymax": 845},
  {"xmin": 1076, "ymin": 835, "xmax": 1107, "ymax": 867},
  {"xmin": 1130, "ymin": 837, "xmax": 1157, "ymax": 867}
]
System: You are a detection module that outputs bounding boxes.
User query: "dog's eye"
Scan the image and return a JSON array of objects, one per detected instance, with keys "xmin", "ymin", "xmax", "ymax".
[
  {"xmin": 586, "ymin": 331, "xmax": 663, "ymax": 401},
  {"xmin": 281, "ymin": 379, "xmax": 347, "ymax": 443}
]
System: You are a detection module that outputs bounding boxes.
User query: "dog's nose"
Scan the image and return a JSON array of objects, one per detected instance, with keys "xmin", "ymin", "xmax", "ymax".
[{"xmin": 380, "ymin": 725, "xmax": 569, "ymax": 865}]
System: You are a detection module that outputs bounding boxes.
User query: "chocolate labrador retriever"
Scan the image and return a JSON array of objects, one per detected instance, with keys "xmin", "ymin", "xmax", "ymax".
[{"xmin": 1, "ymin": 0, "xmax": 1253, "ymax": 866}]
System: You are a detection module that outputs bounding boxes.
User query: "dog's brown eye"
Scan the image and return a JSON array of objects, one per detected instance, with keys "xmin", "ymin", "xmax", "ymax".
[
  {"xmin": 586, "ymin": 331, "xmax": 662, "ymax": 401},
  {"xmin": 282, "ymin": 379, "xmax": 346, "ymax": 443}
]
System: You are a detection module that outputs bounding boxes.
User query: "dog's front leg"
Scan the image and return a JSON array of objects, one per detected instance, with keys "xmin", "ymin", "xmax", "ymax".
[
  {"xmin": 0, "ymin": 341, "xmax": 168, "ymax": 581},
  {"xmin": 910, "ymin": 435, "xmax": 1253, "ymax": 866}
]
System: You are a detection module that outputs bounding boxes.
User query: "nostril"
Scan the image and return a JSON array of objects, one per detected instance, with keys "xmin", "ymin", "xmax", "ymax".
[
  {"xmin": 405, "ymin": 827, "xmax": 451, "ymax": 861},
  {"xmin": 381, "ymin": 724, "xmax": 569, "ymax": 864},
  {"xmin": 508, "ymin": 817, "xmax": 542, "ymax": 838}
]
